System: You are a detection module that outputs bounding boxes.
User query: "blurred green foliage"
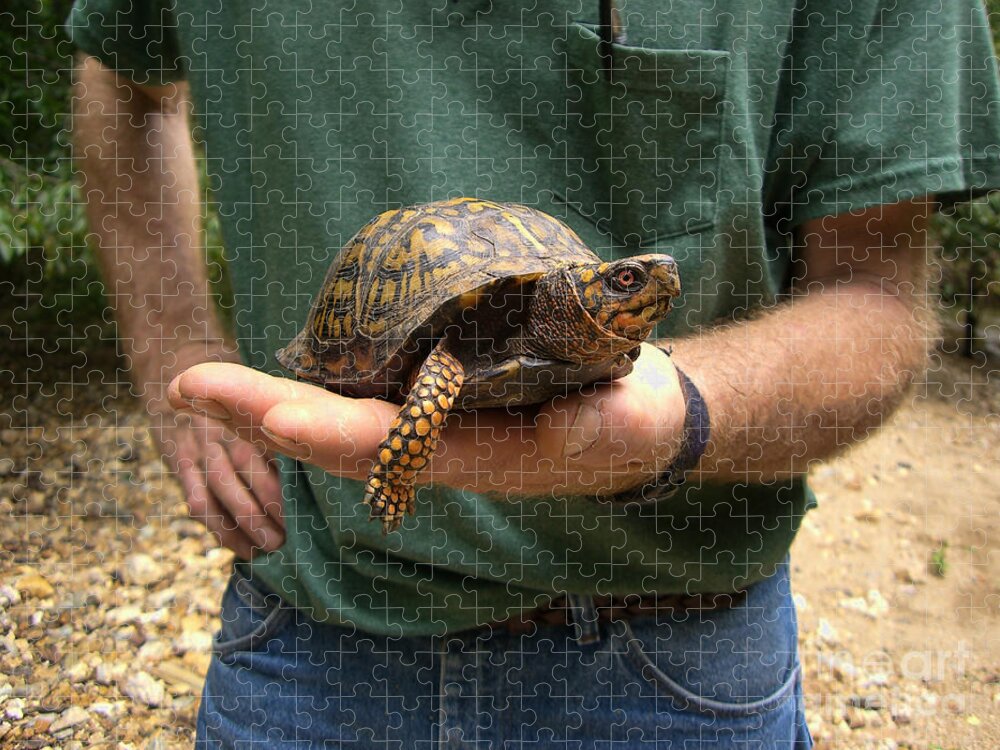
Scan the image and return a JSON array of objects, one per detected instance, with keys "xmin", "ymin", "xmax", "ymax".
[
  {"xmin": 0, "ymin": 0, "xmax": 228, "ymax": 327},
  {"xmin": 0, "ymin": 0, "xmax": 998, "ymax": 335}
]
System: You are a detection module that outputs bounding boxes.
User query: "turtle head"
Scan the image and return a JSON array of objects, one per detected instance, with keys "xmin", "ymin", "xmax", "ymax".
[
  {"xmin": 527, "ymin": 254, "xmax": 680, "ymax": 363},
  {"xmin": 570, "ymin": 254, "xmax": 681, "ymax": 340}
]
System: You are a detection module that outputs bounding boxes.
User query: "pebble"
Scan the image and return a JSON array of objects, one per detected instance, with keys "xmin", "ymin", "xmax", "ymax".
[
  {"xmin": 49, "ymin": 706, "xmax": 90, "ymax": 733},
  {"xmin": 0, "ymin": 584, "xmax": 21, "ymax": 608},
  {"xmin": 817, "ymin": 618, "xmax": 840, "ymax": 645},
  {"xmin": 137, "ymin": 640, "xmax": 171, "ymax": 663},
  {"xmin": 174, "ymin": 629, "xmax": 213, "ymax": 655},
  {"xmin": 14, "ymin": 571, "xmax": 54, "ymax": 599},
  {"xmin": 94, "ymin": 661, "xmax": 128, "ymax": 686},
  {"xmin": 891, "ymin": 707, "xmax": 913, "ymax": 725},
  {"xmin": 817, "ymin": 653, "xmax": 858, "ymax": 682},
  {"xmin": 119, "ymin": 554, "xmax": 165, "ymax": 587},
  {"xmin": 848, "ymin": 695, "xmax": 885, "ymax": 710},
  {"xmin": 122, "ymin": 671, "xmax": 167, "ymax": 708},
  {"xmin": 845, "ymin": 707, "xmax": 867, "ymax": 729},
  {"xmin": 64, "ymin": 660, "xmax": 92, "ymax": 683},
  {"xmin": 4, "ymin": 698, "xmax": 25, "ymax": 721},
  {"xmin": 89, "ymin": 701, "xmax": 126, "ymax": 721},
  {"xmin": 839, "ymin": 589, "xmax": 889, "ymax": 619},
  {"xmin": 25, "ymin": 491, "xmax": 47, "ymax": 515},
  {"xmin": 863, "ymin": 672, "xmax": 890, "ymax": 688},
  {"xmin": 105, "ymin": 606, "xmax": 143, "ymax": 627}
]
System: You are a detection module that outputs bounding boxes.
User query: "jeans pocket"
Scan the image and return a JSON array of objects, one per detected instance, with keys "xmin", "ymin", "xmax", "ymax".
[
  {"xmin": 615, "ymin": 617, "xmax": 800, "ymax": 718},
  {"xmin": 557, "ymin": 23, "xmax": 730, "ymax": 246},
  {"xmin": 213, "ymin": 564, "xmax": 292, "ymax": 660}
]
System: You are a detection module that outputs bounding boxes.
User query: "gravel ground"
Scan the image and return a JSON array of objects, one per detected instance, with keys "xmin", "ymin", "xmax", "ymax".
[{"xmin": 1, "ymin": 331, "xmax": 997, "ymax": 749}]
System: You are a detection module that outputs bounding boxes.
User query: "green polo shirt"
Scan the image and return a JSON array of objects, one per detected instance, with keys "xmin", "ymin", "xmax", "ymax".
[{"xmin": 69, "ymin": 0, "xmax": 1000, "ymax": 635}]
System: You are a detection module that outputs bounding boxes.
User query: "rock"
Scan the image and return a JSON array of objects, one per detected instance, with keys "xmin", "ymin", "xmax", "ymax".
[
  {"xmin": 122, "ymin": 671, "xmax": 167, "ymax": 707},
  {"xmin": 119, "ymin": 553, "xmax": 164, "ymax": 587},
  {"xmin": 845, "ymin": 708, "xmax": 867, "ymax": 729},
  {"xmin": 863, "ymin": 672, "xmax": 890, "ymax": 688},
  {"xmin": 894, "ymin": 566, "xmax": 926, "ymax": 585},
  {"xmin": 105, "ymin": 605, "xmax": 144, "ymax": 627},
  {"xmin": 49, "ymin": 706, "xmax": 90, "ymax": 733},
  {"xmin": 839, "ymin": 589, "xmax": 889, "ymax": 619},
  {"xmin": 94, "ymin": 660, "xmax": 128, "ymax": 686},
  {"xmin": 138, "ymin": 640, "xmax": 171, "ymax": 663},
  {"xmin": 866, "ymin": 589, "xmax": 889, "ymax": 616},
  {"xmin": 15, "ymin": 571, "xmax": 54, "ymax": 599},
  {"xmin": 817, "ymin": 653, "xmax": 858, "ymax": 682},
  {"xmin": 817, "ymin": 618, "xmax": 840, "ymax": 645},
  {"xmin": 173, "ymin": 629, "xmax": 212, "ymax": 655},
  {"xmin": 25, "ymin": 491, "xmax": 47, "ymax": 515},
  {"xmin": 4, "ymin": 698, "xmax": 24, "ymax": 720},
  {"xmin": 891, "ymin": 707, "xmax": 913, "ymax": 725},
  {"xmin": 64, "ymin": 659, "xmax": 92, "ymax": 683},
  {"xmin": 854, "ymin": 509, "xmax": 881, "ymax": 523},
  {"xmin": 0, "ymin": 584, "xmax": 21, "ymax": 608},
  {"xmin": 89, "ymin": 701, "xmax": 126, "ymax": 721},
  {"xmin": 848, "ymin": 695, "xmax": 885, "ymax": 710}
]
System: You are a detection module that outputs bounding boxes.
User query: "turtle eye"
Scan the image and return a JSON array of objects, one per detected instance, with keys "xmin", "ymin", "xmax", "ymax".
[{"xmin": 608, "ymin": 265, "xmax": 646, "ymax": 294}]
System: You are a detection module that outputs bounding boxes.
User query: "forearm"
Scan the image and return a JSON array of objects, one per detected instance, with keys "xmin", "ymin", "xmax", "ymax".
[
  {"xmin": 668, "ymin": 216, "xmax": 933, "ymax": 484},
  {"xmin": 73, "ymin": 55, "xmax": 232, "ymax": 393}
]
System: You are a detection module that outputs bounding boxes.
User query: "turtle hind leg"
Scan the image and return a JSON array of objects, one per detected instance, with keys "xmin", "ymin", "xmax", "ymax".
[{"xmin": 363, "ymin": 342, "xmax": 465, "ymax": 534}]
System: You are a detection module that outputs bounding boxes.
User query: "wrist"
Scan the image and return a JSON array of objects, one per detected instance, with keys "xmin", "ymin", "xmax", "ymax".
[{"xmin": 608, "ymin": 362, "xmax": 711, "ymax": 504}]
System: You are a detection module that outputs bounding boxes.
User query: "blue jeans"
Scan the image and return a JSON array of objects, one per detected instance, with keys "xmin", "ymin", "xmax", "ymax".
[{"xmin": 197, "ymin": 563, "xmax": 812, "ymax": 749}]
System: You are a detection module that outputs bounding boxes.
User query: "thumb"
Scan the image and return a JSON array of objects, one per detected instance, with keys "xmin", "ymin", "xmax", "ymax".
[{"xmin": 535, "ymin": 346, "xmax": 685, "ymax": 470}]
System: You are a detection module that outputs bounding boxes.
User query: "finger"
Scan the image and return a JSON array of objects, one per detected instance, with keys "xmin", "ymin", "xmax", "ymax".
[
  {"xmin": 167, "ymin": 362, "xmax": 323, "ymax": 426},
  {"xmin": 177, "ymin": 461, "xmax": 260, "ymax": 561},
  {"xmin": 227, "ymin": 439, "xmax": 285, "ymax": 529},
  {"xmin": 258, "ymin": 396, "xmax": 398, "ymax": 479},
  {"xmin": 538, "ymin": 345, "xmax": 683, "ymax": 467},
  {"xmin": 203, "ymin": 442, "xmax": 286, "ymax": 551}
]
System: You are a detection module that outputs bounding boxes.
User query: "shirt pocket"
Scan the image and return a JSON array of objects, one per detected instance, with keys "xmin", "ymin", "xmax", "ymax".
[{"xmin": 556, "ymin": 23, "xmax": 731, "ymax": 246}]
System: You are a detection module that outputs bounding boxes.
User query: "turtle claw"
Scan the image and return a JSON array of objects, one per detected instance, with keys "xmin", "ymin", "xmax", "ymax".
[{"xmin": 363, "ymin": 478, "xmax": 413, "ymax": 534}]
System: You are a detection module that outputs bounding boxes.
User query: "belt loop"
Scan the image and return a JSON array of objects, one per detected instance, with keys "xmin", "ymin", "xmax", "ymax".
[{"xmin": 566, "ymin": 593, "xmax": 601, "ymax": 646}]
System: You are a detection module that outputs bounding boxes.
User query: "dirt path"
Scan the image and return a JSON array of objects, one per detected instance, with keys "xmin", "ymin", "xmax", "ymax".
[
  {"xmin": 792, "ymin": 351, "xmax": 999, "ymax": 749},
  {"xmin": 0, "ymin": 339, "xmax": 997, "ymax": 748}
]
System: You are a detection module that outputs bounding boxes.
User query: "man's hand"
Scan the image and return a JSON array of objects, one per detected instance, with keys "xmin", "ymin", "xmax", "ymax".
[
  {"xmin": 166, "ymin": 343, "xmax": 686, "ymax": 499},
  {"xmin": 74, "ymin": 55, "xmax": 285, "ymax": 557},
  {"xmin": 146, "ymin": 345, "xmax": 285, "ymax": 560}
]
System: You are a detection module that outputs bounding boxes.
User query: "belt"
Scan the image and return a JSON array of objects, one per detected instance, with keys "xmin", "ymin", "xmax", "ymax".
[{"xmin": 487, "ymin": 590, "xmax": 748, "ymax": 635}]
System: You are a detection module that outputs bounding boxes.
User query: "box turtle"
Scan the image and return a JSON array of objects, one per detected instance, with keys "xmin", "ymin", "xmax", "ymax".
[{"xmin": 277, "ymin": 197, "xmax": 680, "ymax": 533}]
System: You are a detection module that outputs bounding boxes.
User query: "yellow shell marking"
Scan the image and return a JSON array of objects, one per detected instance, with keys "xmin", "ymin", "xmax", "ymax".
[{"xmin": 501, "ymin": 212, "xmax": 547, "ymax": 255}]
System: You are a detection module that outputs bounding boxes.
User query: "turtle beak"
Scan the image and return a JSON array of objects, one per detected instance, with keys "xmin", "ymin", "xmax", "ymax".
[
  {"xmin": 647, "ymin": 256, "xmax": 681, "ymax": 301},
  {"xmin": 276, "ymin": 331, "xmax": 322, "ymax": 382}
]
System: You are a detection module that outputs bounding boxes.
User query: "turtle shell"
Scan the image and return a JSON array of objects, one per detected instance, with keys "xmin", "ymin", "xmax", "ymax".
[{"xmin": 277, "ymin": 198, "xmax": 603, "ymax": 398}]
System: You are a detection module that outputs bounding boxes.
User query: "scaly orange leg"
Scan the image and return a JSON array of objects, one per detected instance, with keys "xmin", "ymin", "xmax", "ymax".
[{"xmin": 363, "ymin": 342, "xmax": 465, "ymax": 533}]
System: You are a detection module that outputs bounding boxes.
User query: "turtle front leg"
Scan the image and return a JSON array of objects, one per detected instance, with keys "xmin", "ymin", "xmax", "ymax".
[{"xmin": 363, "ymin": 342, "xmax": 465, "ymax": 533}]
